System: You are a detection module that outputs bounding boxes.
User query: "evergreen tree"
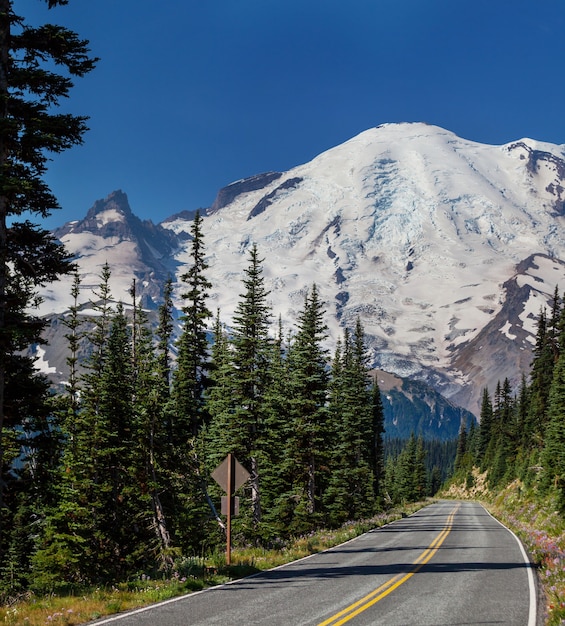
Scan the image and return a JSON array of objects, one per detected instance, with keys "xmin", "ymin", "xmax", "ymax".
[
  {"xmin": 527, "ymin": 308, "xmax": 555, "ymax": 443},
  {"xmin": 0, "ymin": 0, "xmax": 96, "ymax": 529},
  {"xmin": 285, "ymin": 284, "xmax": 330, "ymax": 530},
  {"xmin": 93, "ymin": 303, "xmax": 137, "ymax": 578},
  {"xmin": 326, "ymin": 320, "xmax": 375, "ymax": 524},
  {"xmin": 156, "ymin": 277, "xmax": 174, "ymax": 402},
  {"xmin": 395, "ymin": 434, "xmax": 418, "ymax": 503},
  {"xmin": 205, "ymin": 310, "xmax": 236, "ymax": 468},
  {"xmin": 478, "ymin": 387, "xmax": 493, "ymax": 466},
  {"xmin": 383, "ymin": 454, "xmax": 397, "ymax": 506},
  {"xmin": 370, "ymin": 377, "xmax": 386, "ymax": 507},
  {"xmin": 542, "ymin": 334, "xmax": 565, "ymax": 510},
  {"xmin": 413, "ymin": 436, "xmax": 427, "ymax": 500},
  {"xmin": 172, "ymin": 211, "xmax": 213, "ymax": 437},
  {"xmin": 466, "ymin": 419, "xmax": 480, "ymax": 464},
  {"xmin": 489, "ymin": 378, "xmax": 516, "ymax": 486},
  {"xmin": 168, "ymin": 214, "xmax": 215, "ymax": 550},
  {"xmin": 33, "ymin": 267, "xmax": 117, "ymax": 586},
  {"xmin": 207, "ymin": 245, "xmax": 272, "ymax": 532},
  {"xmin": 60, "ymin": 270, "xmax": 83, "ymax": 435},
  {"xmin": 454, "ymin": 422, "xmax": 467, "ymax": 474},
  {"xmin": 130, "ymin": 298, "xmax": 174, "ymax": 570},
  {"xmin": 257, "ymin": 317, "xmax": 293, "ymax": 535}
]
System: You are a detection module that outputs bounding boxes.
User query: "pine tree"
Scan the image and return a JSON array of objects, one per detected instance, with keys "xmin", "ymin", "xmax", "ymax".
[
  {"xmin": 542, "ymin": 331, "xmax": 565, "ymax": 510},
  {"xmin": 164, "ymin": 215, "xmax": 217, "ymax": 550},
  {"xmin": 0, "ymin": 0, "xmax": 96, "ymax": 529},
  {"xmin": 454, "ymin": 422, "xmax": 467, "ymax": 474},
  {"xmin": 285, "ymin": 284, "xmax": 330, "ymax": 530},
  {"xmin": 205, "ymin": 246, "xmax": 273, "ymax": 537},
  {"xmin": 60, "ymin": 271, "xmax": 83, "ymax": 441},
  {"xmin": 257, "ymin": 317, "xmax": 293, "ymax": 535},
  {"xmin": 228, "ymin": 244, "xmax": 272, "ymax": 527},
  {"xmin": 413, "ymin": 437, "xmax": 427, "ymax": 500},
  {"xmin": 395, "ymin": 434, "xmax": 418, "ymax": 503},
  {"xmin": 96, "ymin": 304, "xmax": 137, "ymax": 575},
  {"xmin": 156, "ymin": 277, "xmax": 174, "ymax": 402},
  {"xmin": 130, "ymin": 298, "xmax": 174, "ymax": 570},
  {"xmin": 478, "ymin": 387, "xmax": 493, "ymax": 466},
  {"xmin": 486, "ymin": 379, "xmax": 517, "ymax": 487},
  {"xmin": 527, "ymin": 308, "xmax": 555, "ymax": 443},
  {"xmin": 33, "ymin": 266, "xmax": 117, "ymax": 586},
  {"xmin": 466, "ymin": 419, "xmax": 480, "ymax": 464},
  {"xmin": 205, "ymin": 309, "xmax": 236, "ymax": 469},
  {"xmin": 326, "ymin": 319, "xmax": 375, "ymax": 524},
  {"xmin": 370, "ymin": 377, "xmax": 386, "ymax": 507},
  {"xmin": 172, "ymin": 211, "xmax": 213, "ymax": 437},
  {"xmin": 383, "ymin": 454, "xmax": 397, "ymax": 506}
]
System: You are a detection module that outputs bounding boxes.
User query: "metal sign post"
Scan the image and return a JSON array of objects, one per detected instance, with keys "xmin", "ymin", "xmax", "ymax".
[
  {"xmin": 226, "ymin": 453, "xmax": 233, "ymax": 565},
  {"xmin": 211, "ymin": 453, "xmax": 250, "ymax": 565}
]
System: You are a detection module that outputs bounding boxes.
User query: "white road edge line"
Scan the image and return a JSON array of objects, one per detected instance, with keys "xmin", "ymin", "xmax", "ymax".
[
  {"xmin": 483, "ymin": 505, "xmax": 537, "ymax": 626},
  {"xmin": 89, "ymin": 503, "xmax": 434, "ymax": 624}
]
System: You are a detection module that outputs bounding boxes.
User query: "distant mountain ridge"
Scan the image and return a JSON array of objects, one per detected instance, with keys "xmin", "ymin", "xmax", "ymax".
[
  {"xmin": 39, "ymin": 122, "xmax": 565, "ymax": 420},
  {"xmin": 44, "ymin": 190, "xmax": 182, "ymax": 311}
]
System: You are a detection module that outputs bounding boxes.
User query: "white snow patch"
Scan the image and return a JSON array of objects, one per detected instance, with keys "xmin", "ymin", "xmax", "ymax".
[
  {"xmin": 96, "ymin": 208, "xmax": 125, "ymax": 226},
  {"xmin": 34, "ymin": 346, "xmax": 57, "ymax": 374},
  {"xmin": 499, "ymin": 321, "xmax": 517, "ymax": 340}
]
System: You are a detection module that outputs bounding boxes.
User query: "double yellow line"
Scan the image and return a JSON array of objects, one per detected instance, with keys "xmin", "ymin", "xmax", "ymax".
[{"xmin": 318, "ymin": 504, "xmax": 460, "ymax": 626}]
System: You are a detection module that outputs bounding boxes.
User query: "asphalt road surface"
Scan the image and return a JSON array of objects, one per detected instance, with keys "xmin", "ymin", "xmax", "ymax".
[{"xmin": 91, "ymin": 501, "xmax": 538, "ymax": 626}]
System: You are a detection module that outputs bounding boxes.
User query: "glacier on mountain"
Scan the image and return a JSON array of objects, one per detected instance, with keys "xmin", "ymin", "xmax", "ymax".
[{"xmin": 39, "ymin": 122, "xmax": 565, "ymax": 417}]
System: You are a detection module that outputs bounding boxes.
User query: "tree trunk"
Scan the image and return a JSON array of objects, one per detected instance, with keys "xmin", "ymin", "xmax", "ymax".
[
  {"xmin": 307, "ymin": 455, "xmax": 316, "ymax": 514},
  {"xmin": 0, "ymin": 0, "xmax": 11, "ymax": 519},
  {"xmin": 250, "ymin": 456, "xmax": 261, "ymax": 524},
  {"xmin": 148, "ymin": 412, "xmax": 172, "ymax": 569}
]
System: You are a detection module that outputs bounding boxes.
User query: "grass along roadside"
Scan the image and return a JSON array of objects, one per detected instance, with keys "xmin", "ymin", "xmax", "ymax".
[
  {"xmin": 0, "ymin": 502, "xmax": 426, "ymax": 625},
  {"xmin": 486, "ymin": 482, "xmax": 565, "ymax": 626},
  {"xmin": 445, "ymin": 469, "xmax": 565, "ymax": 626}
]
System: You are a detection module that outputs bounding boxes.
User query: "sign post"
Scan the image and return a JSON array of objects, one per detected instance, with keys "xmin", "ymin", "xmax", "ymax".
[
  {"xmin": 211, "ymin": 453, "xmax": 250, "ymax": 565},
  {"xmin": 226, "ymin": 452, "xmax": 233, "ymax": 565}
]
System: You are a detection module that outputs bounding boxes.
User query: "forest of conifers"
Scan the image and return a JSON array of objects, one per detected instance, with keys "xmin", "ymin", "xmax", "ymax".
[
  {"xmin": 1, "ymin": 0, "xmax": 564, "ymax": 603},
  {"xmin": 2, "ymin": 211, "xmax": 564, "ymax": 597},
  {"xmin": 450, "ymin": 286, "xmax": 565, "ymax": 508},
  {"xmin": 0, "ymin": 211, "xmax": 435, "ymax": 594}
]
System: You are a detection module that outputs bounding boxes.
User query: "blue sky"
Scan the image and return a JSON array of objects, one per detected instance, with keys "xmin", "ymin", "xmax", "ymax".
[{"xmin": 19, "ymin": 0, "xmax": 565, "ymax": 227}]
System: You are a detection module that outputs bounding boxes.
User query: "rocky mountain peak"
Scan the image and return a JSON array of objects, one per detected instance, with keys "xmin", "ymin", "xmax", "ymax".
[
  {"xmin": 55, "ymin": 190, "xmax": 136, "ymax": 239},
  {"xmin": 46, "ymin": 191, "xmax": 182, "ymax": 313},
  {"xmin": 41, "ymin": 123, "xmax": 565, "ymax": 417}
]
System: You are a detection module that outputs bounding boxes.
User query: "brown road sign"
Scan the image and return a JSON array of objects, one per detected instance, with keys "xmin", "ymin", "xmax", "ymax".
[
  {"xmin": 221, "ymin": 496, "xmax": 240, "ymax": 516},
  {"xmin": 211, "ymin": 455, "xmax": 250, "ymax": 493}
]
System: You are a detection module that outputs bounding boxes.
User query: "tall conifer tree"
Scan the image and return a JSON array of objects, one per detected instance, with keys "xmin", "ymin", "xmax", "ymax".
[
  {"xmin": 0, "ymin": 0, "xmax": 96, "ymax": 549},
  {"xmin": 370, "ymin": 377, "xmax": 386, "ymax": 506},
  {"xmin": 326, "ymin": 320, "xmax": 375, "ymax": 524},
  {"xmin": 527, "ymin": 309, "xmax": 555, "ymax": 442},
  {"xmin": 286, "ymin": 284, "xmax": 330, "ymax": 529},
  {"xmin": 478, "ymin": 387, "xmax": 493, "ymax": 465},
  {"xmin": 229, "ymin": 244, "xmax": 272, "ymax": 526},
  {"xmin": 542, "ymin": 321, "xmax": 565, "ymax": 510},
  {"xmin": 172, "ymin": 211, "xmax": 213, "ymax": 437}
]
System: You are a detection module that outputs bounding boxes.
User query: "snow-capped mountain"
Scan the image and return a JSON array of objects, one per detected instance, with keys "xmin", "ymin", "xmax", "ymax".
[
  {"xmin": 40, "ymin": 190, "xmax": 182, "ymax": 314},
  {"xmin": 40, "ymin": 122, "xmax": 565, "ymax": 418}
]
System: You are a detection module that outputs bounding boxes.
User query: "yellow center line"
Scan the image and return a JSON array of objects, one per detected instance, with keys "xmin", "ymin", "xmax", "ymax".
[{"xmin": 318, "ymin": 504, "xmax": 460, "ymax": 626}]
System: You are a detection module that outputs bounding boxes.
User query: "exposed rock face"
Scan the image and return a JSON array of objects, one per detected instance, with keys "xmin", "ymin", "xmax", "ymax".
[
  {"xmin": 208, "ymin": 172, "xmax": 283, "ymax": 214},
  {"xmin": 375, "ymin": 370, "xmax": 477, "ymax": 440},
  {"xmin": 46, "ymin": 190, "xmax": 182, "ymax": 312},
  {"xmin": 41, "ymin": 123, "xmax": 565, "ymax": 419}
]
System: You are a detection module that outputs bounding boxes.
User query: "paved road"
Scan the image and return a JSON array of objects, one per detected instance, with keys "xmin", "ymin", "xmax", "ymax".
[{"xmin": 91, "ymin": 501, "xmax": 538, "ymax": 625}]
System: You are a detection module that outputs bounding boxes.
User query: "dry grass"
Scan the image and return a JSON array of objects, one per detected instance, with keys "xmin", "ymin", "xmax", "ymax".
[
  {"xmin": 0, "ymin": 503, "xmax": 427, "ymax": 625},
  {"xmin": 442, "ymin": 472, "xmax": 565, "ymax": 625}
]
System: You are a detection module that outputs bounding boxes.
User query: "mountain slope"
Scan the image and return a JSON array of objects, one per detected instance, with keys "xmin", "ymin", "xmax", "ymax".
[
  {"xmin": 40, "ymin": 190, "xmax": 182, "ymax": 314},
  {"xmin": 41, "ymin": 123, "xmax": 565, "ymax": 418},
  {"xmin": 164, "ymin": 122, "xmax": 565, "ymax": 416}
]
